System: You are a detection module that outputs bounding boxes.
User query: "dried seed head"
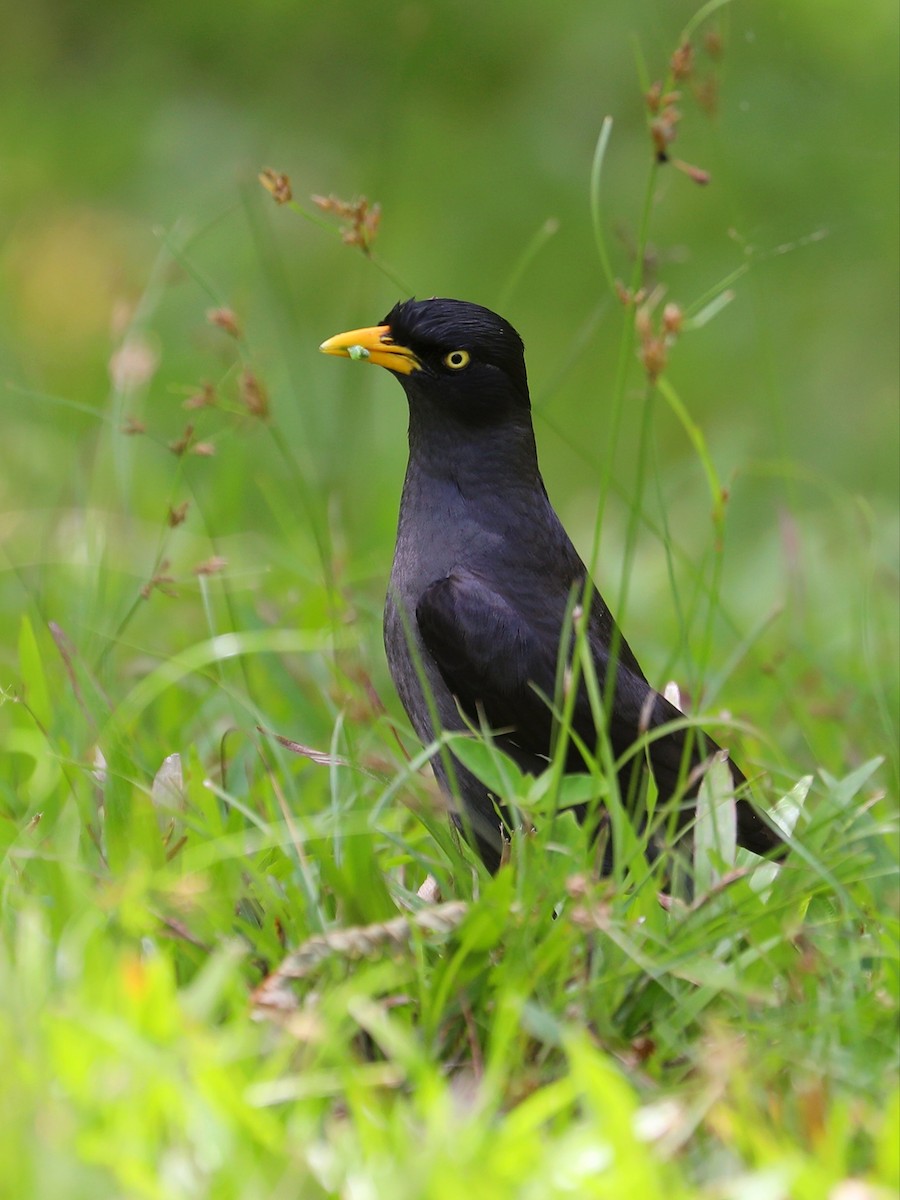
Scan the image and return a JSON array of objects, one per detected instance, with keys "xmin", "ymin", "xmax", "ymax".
[
  {"xmin": 703, "ymin": 29, "xmax": 724, "ymax": 59},
  {"xmin": 311, "ymin": 193, "xmax": 353, "ymax": 218},
  {"xmin": 207, "ymin": 307, "xmax": 241, "ymax": 339},
  {"xmin": 169, "ymin": 424, "xmax": 194, "ymax": 456},
  {"xmin": 670, "ymin": 41, "xmax": 694, "ymax": 81},
  {"xmin": 650, "ymin": 104, "xmax": 681, "ymax": 161},
  {"xmin": 168, "ymin": 502, "xmax": 189, "ymax": 527},
  {"xmin": 565, "ymin": 873, "xmax": 589, "ymax": 899},
  {"xmin": 189, "ymin": 442, "xmax": 216, "ymax": 457},
  {"xmin": 641, "ymin": 337, "xmax": 668, "ymax": 383},
  {"xmin": 121, "ymin": 417, "xmax": 146, "ymax": 436},
  {"xmin": 239, "ymin": 367, "xmax": 270, "ymax": 419},
  {"xmin": 630, "ymin": 1035, "xmax": 656, "ymax": 1064},
  {"xmin": 312, "ymin": 193, "xmax": 382, "ymax": 253},
  {"xmin": 194, "ymin": 556, "xmax": 227, "ymax": 576},
  {"xmin": 662, "ymin": 303, "xmax": 684, "ymax": 336},
  {"xmin": 616, "ymin": 281, "xmax": 649, "ymax": 308},
  {"xmin": 141, "ymin": 560, "xmax": 177, "ymax": 600},
  {"xmin": 671, "ymin": 158, "xmax": 711, "ymax": 186},
  {"xmin": 259, "ymin": 168, "xmax": 293, "ymax": 204},
  {"xmin": 635, "ymin": 305, "xmax": 673, "ymax": 383},
  {"xmin": 183, "ymin": 382, "xmax": 216, "ymax": 411},
  {"xmin": 109, "ymin": 335, "xmax": 158, "ymax": 392},
  {"xmin": 645, "ymin": 81, "xmax": 663, "ymax": 115}
]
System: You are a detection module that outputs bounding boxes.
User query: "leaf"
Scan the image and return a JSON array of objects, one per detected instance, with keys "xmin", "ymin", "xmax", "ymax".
[
  {"xmin": 529, "ymin": 769, "xmax": 609, "ymax": 812},
  {"xmin": 820, "ymin": 757, "xmax": 885, "ymax": 806},
  {"xmin": 749, "ymin": 775, "xmax": 813, "ymax": 895},
  {"xmin": 17, "ymin": 616, "xmax": 52, "ymax": 730},
  {"xmin": 151, "ymin": 753, "xmax": 184, "ymax": 811},
  {"xmin": 693, "ymin": 752, "xmax": 737, "ymax": 895},
  {"xmin": 447, "ymin": 733, "xmax": 530, "ymax": 801},
  {"xmin": 772, "ymin": 773, "xmax": 813, "ymax": 837}
]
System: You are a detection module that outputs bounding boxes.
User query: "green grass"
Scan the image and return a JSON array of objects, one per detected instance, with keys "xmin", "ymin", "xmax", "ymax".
[
  {"xmin": 2, "ymin": 585, "xmax": 897, "ymax": 1198},
  {"xmin": 1, "ymin": 3, "xmax": 898, "ymax": 1196}
]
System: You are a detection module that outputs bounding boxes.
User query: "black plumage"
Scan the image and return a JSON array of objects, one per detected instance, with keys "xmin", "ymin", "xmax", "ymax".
[{"xmin": 321, "ymin": 297, "xmax": 781, "ymax": 870}]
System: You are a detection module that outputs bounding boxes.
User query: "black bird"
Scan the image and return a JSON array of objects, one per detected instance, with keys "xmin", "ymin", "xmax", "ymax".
[{"xmin": 321, "ymin": 297, "xmax": 780, "ymax": 871}]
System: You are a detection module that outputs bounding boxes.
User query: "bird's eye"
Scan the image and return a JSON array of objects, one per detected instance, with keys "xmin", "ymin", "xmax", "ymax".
[{"xmin": 443, "ymin": 349, "xmax": 470, "ymax": 370}]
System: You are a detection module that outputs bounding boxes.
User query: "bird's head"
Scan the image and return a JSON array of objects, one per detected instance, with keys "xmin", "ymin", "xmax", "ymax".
[{"xmin": 320, "ymin": 297, "xmax": 530, "ymax": 427}]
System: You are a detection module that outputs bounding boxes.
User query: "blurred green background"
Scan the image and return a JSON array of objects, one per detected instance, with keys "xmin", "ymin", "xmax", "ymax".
[{"xmin": 1, "ymin": 0, "xmax": 897, "ymax": 781}]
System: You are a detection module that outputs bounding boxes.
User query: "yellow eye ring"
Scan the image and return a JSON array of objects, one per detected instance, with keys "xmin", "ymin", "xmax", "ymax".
[{"xmin": 443, "ymin": 349, "xmax": 470, "ymax": 370}]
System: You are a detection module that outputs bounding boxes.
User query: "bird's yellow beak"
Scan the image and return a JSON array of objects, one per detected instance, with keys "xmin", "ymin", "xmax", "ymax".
[{"xmin": 319, "ymin": 324, "xmax": 421, "ymax": 375}]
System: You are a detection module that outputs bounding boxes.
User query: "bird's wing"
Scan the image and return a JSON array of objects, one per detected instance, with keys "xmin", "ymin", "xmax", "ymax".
[
  {"xmin": 417, "ymin": 568, "xmax": 782, "ymax": 854},
  {"xmin": 416, "ymin": 567, "xmax": 665, "ymax": 777}
]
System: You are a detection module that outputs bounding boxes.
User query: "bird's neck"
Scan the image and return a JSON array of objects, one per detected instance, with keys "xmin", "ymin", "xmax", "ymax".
[{"xmin": 404, "ymin": 407, "xmax": 542, "ymax": 501}]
